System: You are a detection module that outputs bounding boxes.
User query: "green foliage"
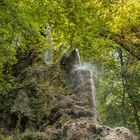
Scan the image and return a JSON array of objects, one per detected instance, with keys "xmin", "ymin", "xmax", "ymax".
[
  {"xmin": 20, "ymin": 131, "xmax": 48, "ymax": 140},
  {"xmin": 24, "ymin": 82, "xmax": 38, "ymax": 97},
  {"xmin": 0, "ymin": 0, "xmax": 140, "ymax": 136},
  {"xmin": 0, "ymin": 134, "xmax": 13, "ymax": 140}
]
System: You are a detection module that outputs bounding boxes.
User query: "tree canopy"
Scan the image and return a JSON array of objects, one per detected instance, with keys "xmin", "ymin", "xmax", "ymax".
[{"xmin": 0, "ymin": 0, "xmax": 140, "ymax": 134}]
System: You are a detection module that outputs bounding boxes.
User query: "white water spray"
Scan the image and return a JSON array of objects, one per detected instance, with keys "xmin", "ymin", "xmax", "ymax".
[
  {"xmin": 70, "ymin": 49, "xmax": 98, "ymax": 124},
  {"xmin": 44, "ymin": 25, "xmax": 53, "ymax": 64},
  {"xmin": 44, "ymin": 50, "xmax": 52, "ymax": 64},
  {"xmin": 75, "ymin": 49, "xmax": 81, "ymax": 66}
]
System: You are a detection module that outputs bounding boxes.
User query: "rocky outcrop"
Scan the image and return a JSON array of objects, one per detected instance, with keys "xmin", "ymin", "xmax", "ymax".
[
  {"xmin": 48, "ymin": 121, "xmax": 137, "ymax": 140},
  {"xmin": 70, "ymin": 66, "xmax": 98, "ymax": 123},
  {"xmin": 0, "ymin": 50, "xmax": 138, "ymax": 139}
]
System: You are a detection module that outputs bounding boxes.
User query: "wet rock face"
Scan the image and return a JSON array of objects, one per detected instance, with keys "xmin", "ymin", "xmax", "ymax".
[
  {"xmin": 70, "ymin": 68, "xmax": 92, "ymax": 94},
  {"xmin": 57, "ymin": 66, "xmax": 98, "ymax": 123},
  {"xmin": 59, "ymin": 49, "xmax": 98, "ymax": 123},
  {"xmin": 70, "ymin": 66, "xmax": 98, "ymax": 123}
]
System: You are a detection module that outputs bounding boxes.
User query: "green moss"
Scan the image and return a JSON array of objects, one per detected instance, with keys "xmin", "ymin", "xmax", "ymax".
[
  {"xmin": 0, "ymin": 62, "xmax": 71, "ymax": 138},
  {"xmin": 20, "ymin": 131, "xmax": 48, "ymax": 140},
  {"xmin": 0, "ymin": 134, "xmax": 14, "ymax": 140}
]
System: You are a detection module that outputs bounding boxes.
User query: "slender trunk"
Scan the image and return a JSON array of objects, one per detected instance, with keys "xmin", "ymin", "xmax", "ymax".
[
  {"xmin": 118, "ymin": 48, "xmax": 140, "ymax": 133},
  {"xmin": 127, "ymin": 90, "xmax": 140, "ymax": 133},
  {"xmin": 125, "ymin": 79, "xmax": 140, "ymax": 133},
  {"xmin": 118, "ymin": 49, "xmax": 126, "ymax": 125}
]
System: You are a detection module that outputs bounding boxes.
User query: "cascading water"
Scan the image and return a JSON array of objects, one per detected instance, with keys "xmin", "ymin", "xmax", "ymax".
[
  {"xmin": 70, "ymin": 49, "xmax": 98, "ymax": 124},
  {"xmin": 44, "ymin": 49, "xmax": 52, "ymax": 64},
  {"xmin": 75, "ymin": 49, "xmax": 81, "ymax": 66},
  {"xmin": 44, "ymin": 25, "xmax": 53, "ymax": 64}
]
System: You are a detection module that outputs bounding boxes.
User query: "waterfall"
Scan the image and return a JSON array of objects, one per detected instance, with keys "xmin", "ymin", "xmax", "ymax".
[
  {"xmin": 44, "ymin": 25, "xmax": 53, "ymax": 64},
  {"xmin": 75, "ymin": 49, "xmax": 81, "ymax": 66},
  {"xmin": 44, "ymin": 49, "xmax": 52, "ymax": 64},
  {"xmin": 70, "ymin": 49, "xmax": 98, "ymax": 124}
]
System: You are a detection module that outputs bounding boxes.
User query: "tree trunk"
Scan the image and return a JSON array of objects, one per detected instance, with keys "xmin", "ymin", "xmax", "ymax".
[{"xmin": 118, "ymin": 49, "xmax": 140, "ymax": 133}]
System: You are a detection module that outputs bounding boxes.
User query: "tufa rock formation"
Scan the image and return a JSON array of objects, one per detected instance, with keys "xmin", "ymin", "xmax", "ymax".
[{"xmin": 0, "ymin": 49, "xmax": 138, "ymax": 139}]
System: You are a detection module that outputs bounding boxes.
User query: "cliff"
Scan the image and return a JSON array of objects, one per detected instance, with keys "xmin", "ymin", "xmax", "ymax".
[{"xmin": 0, "ymin": 50, "xmax": 138, "ymax": 140}]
